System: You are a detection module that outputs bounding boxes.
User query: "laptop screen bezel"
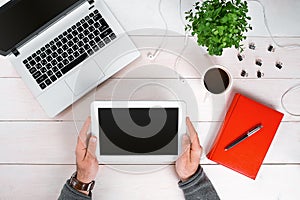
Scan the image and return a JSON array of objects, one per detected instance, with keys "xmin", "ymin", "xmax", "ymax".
[{"xmin": 0, "ymin": 0, "xmax": 86, "ymax": 56}]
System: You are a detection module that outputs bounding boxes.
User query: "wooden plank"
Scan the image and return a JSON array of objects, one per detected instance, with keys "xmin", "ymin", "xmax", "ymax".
[
  {"xmin": 0, "ymin": 122, "xmax": 299, "ymax": 164},
  {"xmin": 0, "ymin": 164, "xmax": 299, "ymax": 199},
  {"xmin": 1, "ymin": 37, "xmax": 300, "ymax": 78},
  {"xmin": 0, "ymin": 78, "xmax": 300, "ymax": 121}
]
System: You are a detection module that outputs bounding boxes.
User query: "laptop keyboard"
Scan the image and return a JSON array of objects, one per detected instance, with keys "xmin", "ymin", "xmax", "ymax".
[{"xmin": 22, "ymin": 9, "xmax": 117, "ymax": 90}]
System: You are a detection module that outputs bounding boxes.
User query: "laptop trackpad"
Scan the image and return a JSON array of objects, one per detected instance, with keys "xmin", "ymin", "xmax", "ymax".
[{"xmin": 65, "ymin": 59, "xmax": 104, "ymax": 96}]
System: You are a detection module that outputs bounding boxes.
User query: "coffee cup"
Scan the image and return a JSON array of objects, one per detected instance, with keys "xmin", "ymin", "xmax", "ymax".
[{"xmin": 202, "ymin": 65, "xmax": 232, "ymax": 95}]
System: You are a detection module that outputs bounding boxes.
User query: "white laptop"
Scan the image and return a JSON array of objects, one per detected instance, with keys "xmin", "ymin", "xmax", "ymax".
[
  {"xmin": 0, "ymin": 0, "xmax": 140, "ymax": 117},
  {"xmin": 91, "ymin": 101, "xmax": 186, "ymax": 164}
]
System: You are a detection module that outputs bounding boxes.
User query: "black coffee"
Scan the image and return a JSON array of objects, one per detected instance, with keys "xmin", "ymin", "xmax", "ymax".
[{"xmin": 203, "ymin": 68, "xmax": 230, "ymax": 94}]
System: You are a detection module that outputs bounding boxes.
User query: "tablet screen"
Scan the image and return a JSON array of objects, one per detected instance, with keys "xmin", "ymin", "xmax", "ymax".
[{"xmin": 98, "ymin": 108, "xmax": 178, "ymax": 155}]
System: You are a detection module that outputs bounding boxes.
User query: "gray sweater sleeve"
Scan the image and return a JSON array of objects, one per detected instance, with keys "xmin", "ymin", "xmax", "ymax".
[
  {"xmin": 178, "ymin": 165, "xmax": 220, "ymax": 200},
  {"xmin": 58, "ymin": 180, "xmax": 92, "ymax": 200}
]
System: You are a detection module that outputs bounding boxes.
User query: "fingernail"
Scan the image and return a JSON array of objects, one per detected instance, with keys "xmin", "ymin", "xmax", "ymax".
[{"xmin": 90, "ymin": 136, "xmax": 97, "ymax": 142}]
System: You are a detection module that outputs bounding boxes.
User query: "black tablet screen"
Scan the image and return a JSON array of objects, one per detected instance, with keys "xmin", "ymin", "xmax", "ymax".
[{"xmin": 98, "ymin": 108, "xmax": 178, "ymax": 155}]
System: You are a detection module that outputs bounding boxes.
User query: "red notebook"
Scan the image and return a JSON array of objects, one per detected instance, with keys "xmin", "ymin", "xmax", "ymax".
[{"xmin": 207, "ymin": 93, "xmax": 284, "ymax": 179}]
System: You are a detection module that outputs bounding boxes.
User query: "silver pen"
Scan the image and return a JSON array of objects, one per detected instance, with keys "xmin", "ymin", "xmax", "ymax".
[{"xmin": 224, "ymin": 124, "xmax": 263, "ymax": 151}]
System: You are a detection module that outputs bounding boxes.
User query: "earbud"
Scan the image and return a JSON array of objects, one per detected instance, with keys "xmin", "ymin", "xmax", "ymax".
[{"xmin": 147, "ymin": 50, "xmax": 160, "ymax": 60}]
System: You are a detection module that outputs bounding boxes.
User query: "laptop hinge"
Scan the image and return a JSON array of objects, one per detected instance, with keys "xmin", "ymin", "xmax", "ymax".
[
  {"xmin": 12, "ymin": 48, "xmax": 20, "ymax": 57},
  {"xmin": 87, "ymin": 0, "xmax": 94, "ymax": 5}
]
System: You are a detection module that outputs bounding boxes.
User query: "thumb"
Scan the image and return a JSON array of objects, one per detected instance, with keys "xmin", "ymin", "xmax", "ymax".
[
  {"xmin": 181, "ymin": 134, "xmax": 191, "ymax": 157},
  {"xmin": 87, "ymin": 136, "xmax": 97, "ymax": 157}
]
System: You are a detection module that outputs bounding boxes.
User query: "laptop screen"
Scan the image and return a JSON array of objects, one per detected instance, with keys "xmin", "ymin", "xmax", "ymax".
[
  {"xmin": 0, "ymin": 0, "xmax": 85, "ymax": 56},
  {"xmin": 98, "ymin": 108, "xmax": 179, "ymax": 155}
]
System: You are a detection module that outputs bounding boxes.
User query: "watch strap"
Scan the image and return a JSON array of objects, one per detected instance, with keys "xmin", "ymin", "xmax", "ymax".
[{"xmin": 69, "ymin": 172, "xmax": 95, "ymax": 192}]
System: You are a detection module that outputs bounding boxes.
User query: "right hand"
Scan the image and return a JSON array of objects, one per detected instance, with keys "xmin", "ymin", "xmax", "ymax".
[
  {"xmin": 75, "ymin": 117, "xmax": 99, "ymax": 187},
  {"xmin": 175, "ymin": 117, "xmax": 203, "ymax": 182}
]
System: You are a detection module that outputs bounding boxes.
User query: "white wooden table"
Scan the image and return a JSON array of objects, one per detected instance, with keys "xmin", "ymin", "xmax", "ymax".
[{"xmin": 0, "ymin": 0, "xmax": 300, "ymax": 199}]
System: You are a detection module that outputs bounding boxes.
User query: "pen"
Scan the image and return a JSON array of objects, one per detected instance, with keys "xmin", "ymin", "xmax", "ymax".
[{"xmin": 224, "ymin": 124, "xmax": 263, "ymax": 151}]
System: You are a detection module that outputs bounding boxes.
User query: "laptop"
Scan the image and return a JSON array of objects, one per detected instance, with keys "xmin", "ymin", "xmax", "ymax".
[{"xmin": 0, "ymin": 0, "xmax": 140, "ymax": 117}]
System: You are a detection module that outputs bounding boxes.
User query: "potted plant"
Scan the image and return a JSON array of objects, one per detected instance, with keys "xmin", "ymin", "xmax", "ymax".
[{"xmin": 185, "ymin": 0, "xmax": 252, "ymax": 56}]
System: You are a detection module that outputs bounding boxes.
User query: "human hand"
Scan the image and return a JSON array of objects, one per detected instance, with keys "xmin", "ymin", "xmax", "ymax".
[
  {"xmin": 75, "ymin": 117, "xmax": 99, "ymax": 191},
  {"xmin": 175, "ymin": 117, "xmax": 203, "ymax": 182}
]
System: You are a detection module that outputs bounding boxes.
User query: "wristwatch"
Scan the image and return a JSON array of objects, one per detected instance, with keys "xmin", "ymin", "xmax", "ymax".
[{"xmin": 69, "ymin": 172, "xmax": 95, "ymax": 192}]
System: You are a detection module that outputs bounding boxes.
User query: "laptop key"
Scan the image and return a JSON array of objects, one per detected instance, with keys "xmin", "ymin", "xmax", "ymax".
[
  {"xmin": 104, "ymin": 37, "xmax": 111, "ymax": 44},
  {"xmin": 95, "ymin": 36, "xmax": 101, "ymax": 43},
  {"xmin": 45, "ymin": 79, "xmax": 52, "ymax": 86},
  {"xmin": 110, "ymin": 33, "xmax": 116, "ymax": 40},
  {"xmin": 93, "ymin": 30, "xmax": 100, "ymax": 36},
  {"xmin": 39, "ymin": 82, "xmax": 46, "ymax": 90},
  {"xmin": 88, "ymin": 19, "xmax": 94, "ymax": 25},
  {"xmin": 52, "ymin": 66, "xmax": 59, "ymax": 72},
  {"xmin": 29, "ymin": 60, "xmax": 36, "ymax": 66},
  {"xmin": 55, "ymin": 71, "xmax": 62, "ymax": 78},
  {"xmin": 83, "ymin": 37, "xmax": 89, "ymax": 43},
  {"xmin": 57, "ymin": 56, "xmax": 63, "ymax": 62},
  {"xmin": 99, "ymin": 19, "xmax": 109, "ymax": 31},
  {"xmin": 57, "ymin": 41, "xmax": 63, "ymax": 47},
  {"xmin": 25, "ymin": 64, "xmax": 31, "ymax": 69},
  {"xmin": 98, "ymin": 41, "xmax": 105, "ymax": 48},
  {"xmin": 50, "ymin": 75, "xmax": 57, "ymax": 82},
  {"xmin": 33, "ymin": 71, "xmax": 42, "ymax": 78},
  {"xmin": 89, "ymin": 40, "xmax": 95, "ymax": 47},
  {"xmin": 45, "ymin": 49, "xmax": 52, "ymax": 55},
  {"xmin": 82, "ymin": 23, "xmax": 88, "ymax": 29},
  {"xmin": 51, "ymin": 60, "xmax": 58, "ymax": 66},
  {"xmin": 41, "ymin": 67, "xmax": 47, "ymax": 73},
  {"xmin": 58, "ymin": 63, "xmax": 64, "ymax": 69},
  {"xmin": 93, "ymin": 14, "xmax": 102, "ymax": 21},
  {"xmin": 47, "ymin": 70, "xmax": 54, "ymax": 76},
  {"xmin": 46, "ymin": 63, "xmax": 52, "ymax": 70},
  {"xmin": 62, "ymin": 37, "xmax": 68, "ymax": 43},
  {"xmin": 74, "ymin": 51, "xmax": 80, "ymax": 58},
  {"xmin": 78, "ymin": 33, "xmax": 84, "ymax": 39},
  {"xmin": 36, "ymin": 74, "xmax": 48, "ymax": 84},
  {"xmin": 61, "ymin": 53, "xmax": 88, "ymax": 74},
  {"xmin": 79, "ymin": 48, "xmax": 85, "ymax": 54},
  {"xmin": 46, "ymin": 56, "xmax": 52, "ymax": 62},
  {"xmin": 62, "ymin": 52, "xmax": 68, "ymax": 58},
  {"xmin": 94, "ymin": 22, "xmax": 100, "ymax": 28},
  {"xmin": 29, "ymin": 67, "xmax": 37, "ymax": 74},
  {"xmin": 63, "ymin": 59, "xmax": 69, "ymax": 65},
  {"xmin": 92, "ymin": 45, "xmax": 99, "ymax": 52},
  {"xmin": 100, "ymin": 29, "xmax": 113, "ymax": 39},
  {"xmin": 87, "ymin": 49, "xmax": 94, "ymax": 56},
  {"xmin": 41, "ymin": 60, "xmax": 47, "ymax": 66},
  {"xmin": 88, "ymin": 33, "xmax": 95, "ymax": 40},
  {"xmin": 33, "ymin": 71, "xmax": 42, "ymax": 79},
  {"xmin": 40, "ymin": 52, "xmax": 46, "ymax": 58},
  {"xmin": 36, "ymin": 63, "xmax": 42, "ymax": 69},
  {"xmin": 62, "ymin": 44, "xmax": 68, "ymax": 51},
  {"xmin": 68, "ymin": 55, "xmax": 75, "ymax": 62}
]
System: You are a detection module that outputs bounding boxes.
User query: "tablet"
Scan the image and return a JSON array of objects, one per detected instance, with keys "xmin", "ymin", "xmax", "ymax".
[{"xmin": 90, "ymin": 101, "xmax": 186, "ymax": 164}]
